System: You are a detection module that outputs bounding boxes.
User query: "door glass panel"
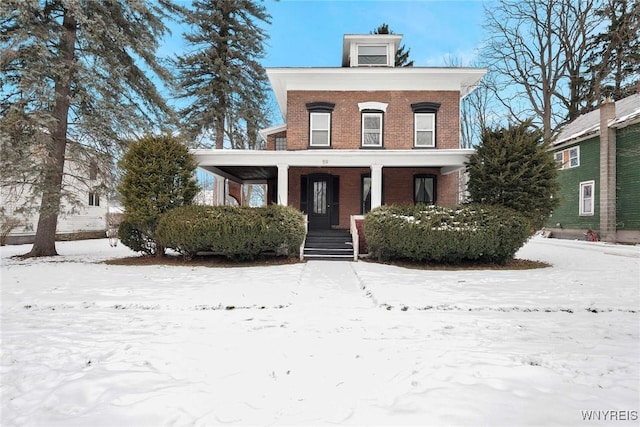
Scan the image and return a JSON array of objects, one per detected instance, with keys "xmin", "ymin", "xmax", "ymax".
[{"xmin": 313, "ymin": 181, "xmax": 327, "ymax": 214}]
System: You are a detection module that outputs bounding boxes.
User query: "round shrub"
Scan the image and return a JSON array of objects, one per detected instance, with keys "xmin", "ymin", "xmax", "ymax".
[
  {"xmin": 155, "ymin": 204, "xmax": 306, "ymax": 261},
  {"xmin": 363, "ymin": 204, "xmax": 530, "ymax": 264}
]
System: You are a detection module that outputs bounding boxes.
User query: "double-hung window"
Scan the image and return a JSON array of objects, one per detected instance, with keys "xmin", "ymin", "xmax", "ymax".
[
  {"xmin": 306, "ymin": 102, "xmax": 335, "ymax": 148},
  {"xmin": 89, "ymin": 192, "xmax": 100, "ymax": 207},
  {"xmin": 411, "ymin": 102, "xmax": 440, "ymax": 148},
  {"xmin": 310, "ymin": 113, "xmax": 330, "ymax": 147},
  {"xmin": 568, "ymin": 147, "xmax": 579, "ymax": 167},
  {"xmin": 362, "ymin": 112, "xmax": 383, "ymax": 147},
  {"xmin": 579, "ymin": 180, "xmax": 595, "ymax": 216},
  {"xmin": 556, "ymin": 146, "xmax": 580, "ymax": 169},
  {"xmin": 415, "ymin": 113, "xmax": 435, "ymax": 147}
]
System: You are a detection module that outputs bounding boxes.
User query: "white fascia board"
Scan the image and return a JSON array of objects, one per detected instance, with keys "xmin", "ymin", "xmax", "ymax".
[
  {"xmin": 192, "ymin": 148, "xmax": 475, "ymax": 169},
  {"xmin": 258, "ymin": 124, "xmax": 287, "ymax": 142},
  {"xmin": 267, "ymin": 67, "xmax": 487, "ymax": 117}
]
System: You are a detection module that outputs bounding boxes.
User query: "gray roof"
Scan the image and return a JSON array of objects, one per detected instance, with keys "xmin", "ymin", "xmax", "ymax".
[{"xmin": 553, "ymin": 93, "xmax": 640, "ymax": 145}]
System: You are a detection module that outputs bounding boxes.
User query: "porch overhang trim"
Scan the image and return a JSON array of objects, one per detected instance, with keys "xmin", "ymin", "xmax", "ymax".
[{"xmin": 192, "ymin": 149, "xmax": 474, "ymax": 170}]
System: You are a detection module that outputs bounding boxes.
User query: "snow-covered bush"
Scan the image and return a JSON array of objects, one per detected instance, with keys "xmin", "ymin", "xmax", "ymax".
[
  {"xmin": 363, "ymin": 204, "xmax": 530, "ymax": 264},
  {"xmin": 155, "ymin": 204, "xmax": 305, "ymax": 261}
]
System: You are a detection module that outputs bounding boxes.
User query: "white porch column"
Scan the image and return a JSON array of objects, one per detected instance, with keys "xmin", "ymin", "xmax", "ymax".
[
  {"xmin": 214, "ymin": 174, "xmax": 225, "ymax": 206},
  {"xmin": 277, "ymin": 163, "xmax": 289, "ymax": 206},
  {"xmin": 371, "ymin": 164, "xmax": 383, "ymax": 209}
]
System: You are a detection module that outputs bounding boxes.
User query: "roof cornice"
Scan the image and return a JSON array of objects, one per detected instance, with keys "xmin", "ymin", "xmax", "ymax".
[{"xmin": 266, "ymin": 67, "xmax": 487, "ymax": 118}]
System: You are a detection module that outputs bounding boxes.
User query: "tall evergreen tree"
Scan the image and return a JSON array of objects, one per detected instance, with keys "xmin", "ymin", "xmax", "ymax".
[
  {"xmin": 466, "ymin": 121, "xmax": 559, "ymax": 231},
  {"xmin": 371, "ymin": 23, "xmax": 414, "ymax": 67},
  {"xmin": 118, "ymin": 135, "xmax": 199, "ymax": 257},
  {"xmin": 175, "ymin": 0, "xmax": 271, "ymax": 149},
  {"xmin": 583, "ymin": 0, "xmax": 640, "ymax": 107},
  {"xmin": 0, "ymin": 0, "xmax": 176, "ymax": 257}
]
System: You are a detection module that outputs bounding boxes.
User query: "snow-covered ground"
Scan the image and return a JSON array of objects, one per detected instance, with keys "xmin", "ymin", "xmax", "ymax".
[{"xmin": 1, "ymin": 237, "xmax": 638, "ymax": 426}]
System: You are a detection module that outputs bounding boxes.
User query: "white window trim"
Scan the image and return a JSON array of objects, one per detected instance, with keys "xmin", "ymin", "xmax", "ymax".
[
  {"xmin": 310, "ymin": 112, "xmax": 330, "ymax": 147},
  {"xmin": 358, "ymin": 102, "xmax": 388, "ymax": 113},
  {"xmin": 414, "ymin": 113, "xmax": 436, "ymax": 148},
  {"xmin": 362, "ymin": 112, "xmax": 383, "ymax": 147},
  {"xmin": 556, "ymin": 146, "xmax": 580, "ymax": 169},
  {"xmin": 579, "ymin": 180, "xmax": 595, "ymax": 216},
  {"xmin": 352, "ymin": 43, "xmax": 393, "ymax": 67}
]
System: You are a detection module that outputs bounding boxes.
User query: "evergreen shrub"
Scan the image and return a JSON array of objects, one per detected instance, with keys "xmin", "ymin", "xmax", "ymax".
[
  {"xmin": 155, "ymin": 204, "xmax": 306, "ymax": 261},
  {"xmin": 117, "ymin": 135, "xmax": 199, "ymax": 256},
  {"xmin": 118, "ymin": 219, "xmax": 157, "ymax": 255},
  {"xmin": 363, "ymin": 204, "xmax": 530, "ymax": 264}
]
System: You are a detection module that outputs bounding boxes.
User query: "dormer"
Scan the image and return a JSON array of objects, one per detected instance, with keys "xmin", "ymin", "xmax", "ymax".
[{"xmin": 342, "ymin": 34, "xmax": 403, "ymax": 68}]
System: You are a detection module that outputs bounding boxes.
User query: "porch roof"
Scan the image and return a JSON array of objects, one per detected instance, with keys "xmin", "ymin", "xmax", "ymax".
[{"xmin": 192, "ymin": 148, "xmax": 474, "ymax": 182}]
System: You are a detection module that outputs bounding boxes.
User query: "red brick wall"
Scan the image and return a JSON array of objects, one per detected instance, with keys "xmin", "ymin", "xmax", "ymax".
[
  {"xmin": 285, "ymin": 90, "xmax": 460, "ymax": 150},
  {"xmin": 228, "ymin": 181, "xmax": 242, "ymax": 204},
  {"xmin": 265, "ymin": 130, "xmax": 287, "ymax": 151},
  {"xmin": 288, "ymin": 166, "xmax": 459, "ymax": 228}
]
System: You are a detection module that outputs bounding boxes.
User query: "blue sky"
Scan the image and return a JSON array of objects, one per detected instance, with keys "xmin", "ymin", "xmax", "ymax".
[
  {"xmin": 161, "ymin": 0, "xmax": 493, "ymax": 123},
  {"xmin": 162, "ymin": 0, "xmax": 491, "ymax": 67},
  {"xmin": 262, "ymin": 0, "xmax": 491, "ymax": 67}
]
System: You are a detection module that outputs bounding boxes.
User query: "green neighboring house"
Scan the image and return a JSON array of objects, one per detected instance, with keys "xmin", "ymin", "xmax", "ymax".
[{"xmin": 547, "ymin": 93, "xmax": 640, "ymax": 244}]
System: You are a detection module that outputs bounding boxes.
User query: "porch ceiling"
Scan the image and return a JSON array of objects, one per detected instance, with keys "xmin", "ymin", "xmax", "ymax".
[
  {"xmin": 199, "ymin": 165, "xmax": 278, "ymax": 181},
  {"xmin": 192, "ymin": 148, "xmax": 475, "ymax": 181}
]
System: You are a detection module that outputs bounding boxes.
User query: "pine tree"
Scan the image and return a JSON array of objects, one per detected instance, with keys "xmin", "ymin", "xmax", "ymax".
[
  {"xmin": 371, "ymin": 23, "xmax": 414, "ymax": 67},
  {"xmin": 466, "ymin": 121, "xmax": 559, "ymax": 231},
  {"xmin": 117, "ymin": 135, "xmax": 199, "ymax": 257},
  {"xmin": 0, "ymin": 0, "xmax": 176, "ymax": 257},
  {"xmin": 583, "ymin": 0, "xmax": 640, "ymax": 108},
  {"xmin": 175, "ymin": 0, "xmax": 271, "ymax": 149}
]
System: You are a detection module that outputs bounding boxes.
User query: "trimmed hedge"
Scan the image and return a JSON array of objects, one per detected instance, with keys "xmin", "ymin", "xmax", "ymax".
[
  {"xmin": 155, "ymin": 204, "xmax": 306, "ymax": 261},
  {"xmin": 363, "ymin": 204, "xmax": 530, "ymax": 264}
]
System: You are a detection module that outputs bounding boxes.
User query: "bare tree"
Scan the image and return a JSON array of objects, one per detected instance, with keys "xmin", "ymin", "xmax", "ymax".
[
  {"xmin": 443, "ymin": 55, "xmax": 496, "ymax": 148},
  {"xmin": 482, "ymin": 0, "xmax": 597, "ymax": 141}
]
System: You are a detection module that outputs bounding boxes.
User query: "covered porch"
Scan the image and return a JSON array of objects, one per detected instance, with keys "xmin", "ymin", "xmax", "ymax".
[{"xmin": 192, "ymin": 148, "xmax": 474, "ymax": 228}]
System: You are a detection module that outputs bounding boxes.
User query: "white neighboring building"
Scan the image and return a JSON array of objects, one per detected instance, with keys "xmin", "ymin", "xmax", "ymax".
[{"xmin": 1, "ymin": 145, "xmax": 110, "ymax": 245}]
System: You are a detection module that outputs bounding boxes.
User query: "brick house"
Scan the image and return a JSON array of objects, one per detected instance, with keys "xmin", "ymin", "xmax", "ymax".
[
  {"xmin": 193, "ymin": 33, "xmax": 486, "ymax": 231},
  {"xmin": 546, "ymin": 93, "xmax": 640, "ymax": 244}
]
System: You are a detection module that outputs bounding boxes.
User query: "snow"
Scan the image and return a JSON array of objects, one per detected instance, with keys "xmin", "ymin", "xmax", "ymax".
[{"xmin": 1, "ymin": 237, "xmax": 639, "ymax": 426}]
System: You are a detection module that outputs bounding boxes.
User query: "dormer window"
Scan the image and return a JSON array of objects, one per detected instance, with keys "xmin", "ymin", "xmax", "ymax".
[
  {"xmin": 343, "ymin": 35, "xmax": 401, "ymax": 67},
  {"xmin": 357, "ymin": 45, "xmax": 388, "ymax": 66}
]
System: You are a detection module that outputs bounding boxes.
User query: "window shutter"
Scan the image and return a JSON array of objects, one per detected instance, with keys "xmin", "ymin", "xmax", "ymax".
[
  {"xmin": 300, "ymin": 175, "xmax": 308, "ymax": 213},
  {"xmin": 330, "ymin": 175, "xmax": 340, "ymax": 226}
]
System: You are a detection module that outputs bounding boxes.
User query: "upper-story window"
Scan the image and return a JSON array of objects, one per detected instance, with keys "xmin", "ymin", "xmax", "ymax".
[
  {"xmin": 412, "ymin": 102, "xmax": 440, "ymax": 148},
  {"xmin": 89, "ymin": 161, "xmax": 98, "ymax": 180},
  {"xmin": 357, "ymin": 45, "xmax": 389, "ymax": 66},
  {"xmin": 555, "ymin": 146, "xmax": 580, "ymax": 169},
  {"xmin": 310, "ymin": 113, "xmax": 330, "ymax": 147},
  {"xmin": 275, "ymin": 137, "xmax": 287, "ymax": 151},
  {"xmin": 306, "ymin": 102, "xmax": 335, "ymax": 147},
  {"xmin": 358, "ymin": 102, "xmax": 387, "ymax": 148},
  {"xmin": 362, "ymin": 113, "xmax": 383, "ymax": 147},
  {"xmin": 415, "ymin": 114, "xmax": 435, "ymax": 147}
]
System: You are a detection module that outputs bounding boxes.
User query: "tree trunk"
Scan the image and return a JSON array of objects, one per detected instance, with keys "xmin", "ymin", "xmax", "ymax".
[{"xmin": 25, "ymin": 10, "xmax": 76, "ymax": 257}]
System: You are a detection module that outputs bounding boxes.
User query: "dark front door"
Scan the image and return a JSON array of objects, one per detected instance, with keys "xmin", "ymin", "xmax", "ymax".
[
  {"xmin": 302, "ymin": 173, "xmax": 339, "ymax": 230},
  {"xmin": 308, "ymin": 174, "xmax": 331, "ymax": 229}
]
